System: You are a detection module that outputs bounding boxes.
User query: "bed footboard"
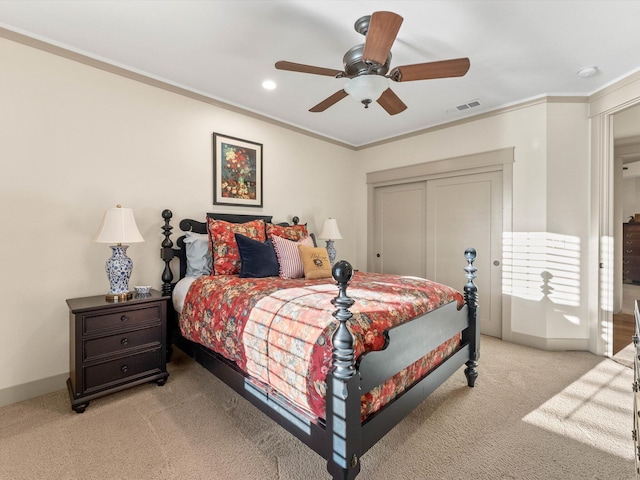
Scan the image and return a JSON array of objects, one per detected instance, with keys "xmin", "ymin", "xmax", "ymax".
[{"xmin": 325, "ymin": 250, "xmax": 478, "ymax": 480}]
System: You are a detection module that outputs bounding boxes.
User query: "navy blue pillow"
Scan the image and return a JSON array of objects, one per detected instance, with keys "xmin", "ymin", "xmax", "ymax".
[{"xmin": 235, "ymin": 233, "xmax": 280, "ymax": 278}]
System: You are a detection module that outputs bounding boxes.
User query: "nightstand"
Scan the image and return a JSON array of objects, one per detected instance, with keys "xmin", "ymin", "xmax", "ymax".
[{"xmin": 66, "ymin": 289, "xmax": 169, "ymax": 413}]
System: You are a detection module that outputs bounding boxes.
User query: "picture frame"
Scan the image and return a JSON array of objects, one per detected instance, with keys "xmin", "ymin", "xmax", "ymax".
[{"xmin": 212, "ymin": 132, "xmax": 263, "ymax": 207}]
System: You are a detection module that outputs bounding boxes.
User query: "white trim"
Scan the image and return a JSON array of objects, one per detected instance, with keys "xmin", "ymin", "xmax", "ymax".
[
  {"xmin": 509, "ymin": 332, "xmax": 590, "ymax": 352},
  {"xmin": 0, "ymin": 373, "xmax": 67, "ymax": 408},
  {"xmin": 366, "ymin": 147, "xmax": 515, "ymax": 186},
  {"xmin": 590, "ymin": 74, "xmax": 640, "ymax": 356}
]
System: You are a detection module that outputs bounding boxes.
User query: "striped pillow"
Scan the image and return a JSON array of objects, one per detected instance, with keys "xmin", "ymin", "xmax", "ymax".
[{"xmin": 271, "ymin": 235, "xmax": 314, "ymax": 279}]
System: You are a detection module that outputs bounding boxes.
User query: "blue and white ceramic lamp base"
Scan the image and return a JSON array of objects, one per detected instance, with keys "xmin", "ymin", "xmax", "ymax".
[
  {"xmin": 325, "ymin": 239, "xmax": 337, "ymax": 265},
  {"xmin": 105, "ymin": 245, "xmax": 134, "ymax": 302}
]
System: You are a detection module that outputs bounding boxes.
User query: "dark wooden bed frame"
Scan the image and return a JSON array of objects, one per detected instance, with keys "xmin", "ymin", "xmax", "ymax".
[{"xmin": 160, "ymin": 209, "xmax": 479, "ymax": 480}]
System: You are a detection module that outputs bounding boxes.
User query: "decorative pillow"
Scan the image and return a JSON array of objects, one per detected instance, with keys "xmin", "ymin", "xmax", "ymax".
[
  {"xmin": 298, "ymin": 245, "xmax": 332, "ymax": 279},
  {"xmin": 235, "ymin": 234, "xmax": 280, "ymax": 278},
  {"xmin": 183, "ymin": 231, "xmax": 212, "ymax": 277},
  {"xmin": 207, "ymin": 218, "xmax": 266, "ymax": 275},
  {"xmin": 271, "ymin": 235, "xmax": 314, "ymax": 279},
  {"xmin": 266, "ymin": 223, "xmax": 309, "ymax": 241}
]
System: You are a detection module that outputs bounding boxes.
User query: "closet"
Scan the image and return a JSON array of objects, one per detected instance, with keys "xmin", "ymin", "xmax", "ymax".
[{"xmin": 367, "ymin": 149, "xmax": 512, "ymax": 339}]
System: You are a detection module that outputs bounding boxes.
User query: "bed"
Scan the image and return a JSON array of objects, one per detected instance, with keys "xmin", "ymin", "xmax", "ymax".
[{"xmin": 160, "ymin": 209, "xmax": 479, "ymax": 480}]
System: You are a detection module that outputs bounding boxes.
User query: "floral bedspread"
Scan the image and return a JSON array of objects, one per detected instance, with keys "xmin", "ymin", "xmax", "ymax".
[{"xmin": 179, "ymin": 272, "xmax": 464, "ymax": 419}]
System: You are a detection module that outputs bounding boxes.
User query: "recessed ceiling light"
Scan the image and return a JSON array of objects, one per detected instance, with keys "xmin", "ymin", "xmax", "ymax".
[
  {"xmin": 262, "ymin": 80, "xmax": 277, "ymax": 90},
  {"xmin": 576, "ymin": 66, "xmax": 598, "ymax": 78}
]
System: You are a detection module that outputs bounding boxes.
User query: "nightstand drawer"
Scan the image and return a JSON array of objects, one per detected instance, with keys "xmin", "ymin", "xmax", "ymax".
[
  {"xmin": 84, "ymin": 325, "xmax": 162, "ymax": 362},
  {"xmin": 84, "ymin": 348, "xmax": 162, "ymax": 392},
  {"xmin": 83, "ymin": 304, "xmax": 162, "ymax": 335}
]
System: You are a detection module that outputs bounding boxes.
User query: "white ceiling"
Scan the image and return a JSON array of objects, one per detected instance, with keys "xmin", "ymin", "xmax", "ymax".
[{"xmin": 2, "ymin": 0, "xmax": 640, "ymax": 147}]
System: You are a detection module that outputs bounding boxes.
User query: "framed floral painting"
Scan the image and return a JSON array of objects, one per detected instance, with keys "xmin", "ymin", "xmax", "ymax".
[{"xmin": 212, "ymin": 133, "xmax": 263, "ymax": 207}]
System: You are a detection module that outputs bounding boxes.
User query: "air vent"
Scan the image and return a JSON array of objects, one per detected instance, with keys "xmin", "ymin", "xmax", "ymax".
[{"xmin": 447, "ymin": 99, "xmax": 482, "ymax": 114}]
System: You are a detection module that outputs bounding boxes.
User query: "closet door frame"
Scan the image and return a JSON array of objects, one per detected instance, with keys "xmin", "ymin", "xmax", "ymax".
[{"xmin": 366, "ymin": 147, "xmax": 514, "ymax": 341}]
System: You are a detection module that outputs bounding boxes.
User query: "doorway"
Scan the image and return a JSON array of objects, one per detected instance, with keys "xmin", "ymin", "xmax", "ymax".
[
  {"xmin": 592, "ymin": 75, "xmax": 640, "ymax": 357},
  {"xmin": 611, "ymin": 106, "xmax": 640, "ymax": 353}
]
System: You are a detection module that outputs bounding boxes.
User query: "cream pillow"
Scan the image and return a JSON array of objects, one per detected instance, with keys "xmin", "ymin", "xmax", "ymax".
[{"xmin": 298, "ymin": 245, "xmax": 332, "ymax": 279}]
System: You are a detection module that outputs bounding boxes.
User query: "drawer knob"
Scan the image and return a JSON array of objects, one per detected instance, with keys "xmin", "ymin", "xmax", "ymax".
[
  {"xmin": 121, "ymin": 338, "xmax": 129, "ymax": 346},
  {"xmin": 121, "ymin": 365, "xmax": 128, "ymax": 373},
  {"xmin": 120, "ymin": 315, "xmax": 129, "ymax": 322}
]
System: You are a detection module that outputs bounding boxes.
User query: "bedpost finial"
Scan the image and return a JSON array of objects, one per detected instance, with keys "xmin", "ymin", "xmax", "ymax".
[
  {"xmin": 463, "ymin": 247, "xmax": 478, "ymax": 307},
  {"xmin": 332, "ymin": 260, "xmax": 354, "ymax": 285},
  {"xmin": 464, "ymin": 247, "xmax": 476, "ymax": 262},
  {"xmin": 330, "ymin": 259, "xmax": 355, "ymax": 381},
  {"xmin": 464, "ymin": 248, "xmax": 477, "ymax": 283},
  {"xmin": 162, "ymin": 209, "xmax": 173, "ymax": 220}
]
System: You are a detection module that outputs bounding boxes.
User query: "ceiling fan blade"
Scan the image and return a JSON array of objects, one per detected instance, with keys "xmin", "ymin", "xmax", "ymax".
[
  {"xmin": 362, "ymin": 11, "xmax": 403, "ymax": 65},
  {"xmin": 390, "ymin": 58, "xmax": 470, "ymax": 82},
  {"xmin": 309, "ymin": 90, "xmax": 349, "ymax": 112},
  {"xmin": 275, "ymin": 60, "xmax": 344, "ymax": 77},
  {"xmin": 377, "ymin": 88, "xmax": 407, "ymax": 115}
]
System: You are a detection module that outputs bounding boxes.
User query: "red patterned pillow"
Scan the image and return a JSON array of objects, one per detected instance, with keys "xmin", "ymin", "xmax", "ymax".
[
  {"xmin": 266, "ymin": 223, "xmax": 309, "ymax": 241},
  {"xmin": 207, "ymin": 218, "xmax": 266, "ymax": 275},
  {"xmin": 271, "ymin": 235, "xmax": 314, "ymax": 279}
]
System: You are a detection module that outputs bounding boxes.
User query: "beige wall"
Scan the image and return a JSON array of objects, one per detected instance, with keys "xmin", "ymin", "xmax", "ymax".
[
  {"xmin": 545, "ymin": 102, "xmax": 590, "ymax": 340},
  {"xmin": 623, "ymin": 177, "xmax": 640, "ymax": 220},
  {"xmin": 0, "ymin": 37, "xmax": 357, "ymax": 402}
]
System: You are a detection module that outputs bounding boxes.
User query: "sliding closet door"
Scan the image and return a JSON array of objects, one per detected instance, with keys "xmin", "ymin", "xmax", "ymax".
[
  {"xmin": 373, "ymin": 182, "xmax": 427, "ymax": 277},
  {"xmin": 425, "ymin": 171, "xmax": 503, "ymax": 338},
  {"xmin": 372, "ymin": 170, "xmax": 503, "ymax": 338}
]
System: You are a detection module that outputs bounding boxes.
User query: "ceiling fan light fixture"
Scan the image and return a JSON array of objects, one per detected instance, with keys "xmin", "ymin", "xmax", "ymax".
[{"xmin": 344, "ymin": 75, "xmax": 388, "ymax": 108}]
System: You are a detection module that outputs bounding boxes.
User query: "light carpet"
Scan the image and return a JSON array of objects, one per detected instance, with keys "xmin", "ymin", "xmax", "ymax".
[
  {"xmin": 613, "ymin": 342, "xmax": 636, "ymax": 369},
  {"xmin": 0, "ymin": 336, "xmax": 634, "ymax": 479}
]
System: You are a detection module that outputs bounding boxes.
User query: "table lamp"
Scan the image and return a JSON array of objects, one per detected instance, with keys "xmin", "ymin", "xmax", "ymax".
[
  {"xmin": 93, "ymin": 205, "xmax": 145, "ymax": 302},
  {"xmin": 318, "ymin": 218, "xmax": 342, "ymax": 265}
]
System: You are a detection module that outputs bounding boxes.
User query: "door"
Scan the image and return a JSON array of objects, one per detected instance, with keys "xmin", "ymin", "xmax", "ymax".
[
  {"xmin": 373, "ymin": 171, "xmax": 503, "ymax": 338},
  {"xmin": 373, "ymin": 182, "xmax": 427, "ymax": 277},
  {"xmin": 425, "ymin": 172, "xmax": 503, "ymax": 338}
]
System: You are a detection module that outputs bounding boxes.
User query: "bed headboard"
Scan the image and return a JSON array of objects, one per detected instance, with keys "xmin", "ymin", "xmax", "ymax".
[{"xmin": 160, "ymin": 210, "xmax": 312, "ymax": 295}]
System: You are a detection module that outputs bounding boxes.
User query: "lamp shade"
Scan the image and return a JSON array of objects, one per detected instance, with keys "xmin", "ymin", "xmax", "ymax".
[
  {"xmin": 344, "ymin": 75, "xmax": 388, "ymax": 104},
  {"xmin": 318, "ymin": 218, "xmax": 343, "ymax": 240},
  {"xmin": 93, "ymin": 205, "xmax": 144, "ymax": 244}
]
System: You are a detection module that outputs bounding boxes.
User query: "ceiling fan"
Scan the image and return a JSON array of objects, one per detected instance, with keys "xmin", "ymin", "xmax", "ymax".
[{"xmin": 275, "ymin": 11, "xmax": 470, "ymax": 115}]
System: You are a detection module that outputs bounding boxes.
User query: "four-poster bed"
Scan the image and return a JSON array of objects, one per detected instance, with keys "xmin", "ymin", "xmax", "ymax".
[{"xmin": 159, "ymin": 209, "xmax": 479, "ymax": 479}]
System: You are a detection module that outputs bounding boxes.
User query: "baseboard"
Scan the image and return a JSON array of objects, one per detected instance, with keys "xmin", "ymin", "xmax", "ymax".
[
  {"xmin": 0, "ymin": 373, "xmax": 67, "ymax": 408},
  {"xmin": 508, "ymin": 331, "xmax": 590, "ymax": 352}
]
